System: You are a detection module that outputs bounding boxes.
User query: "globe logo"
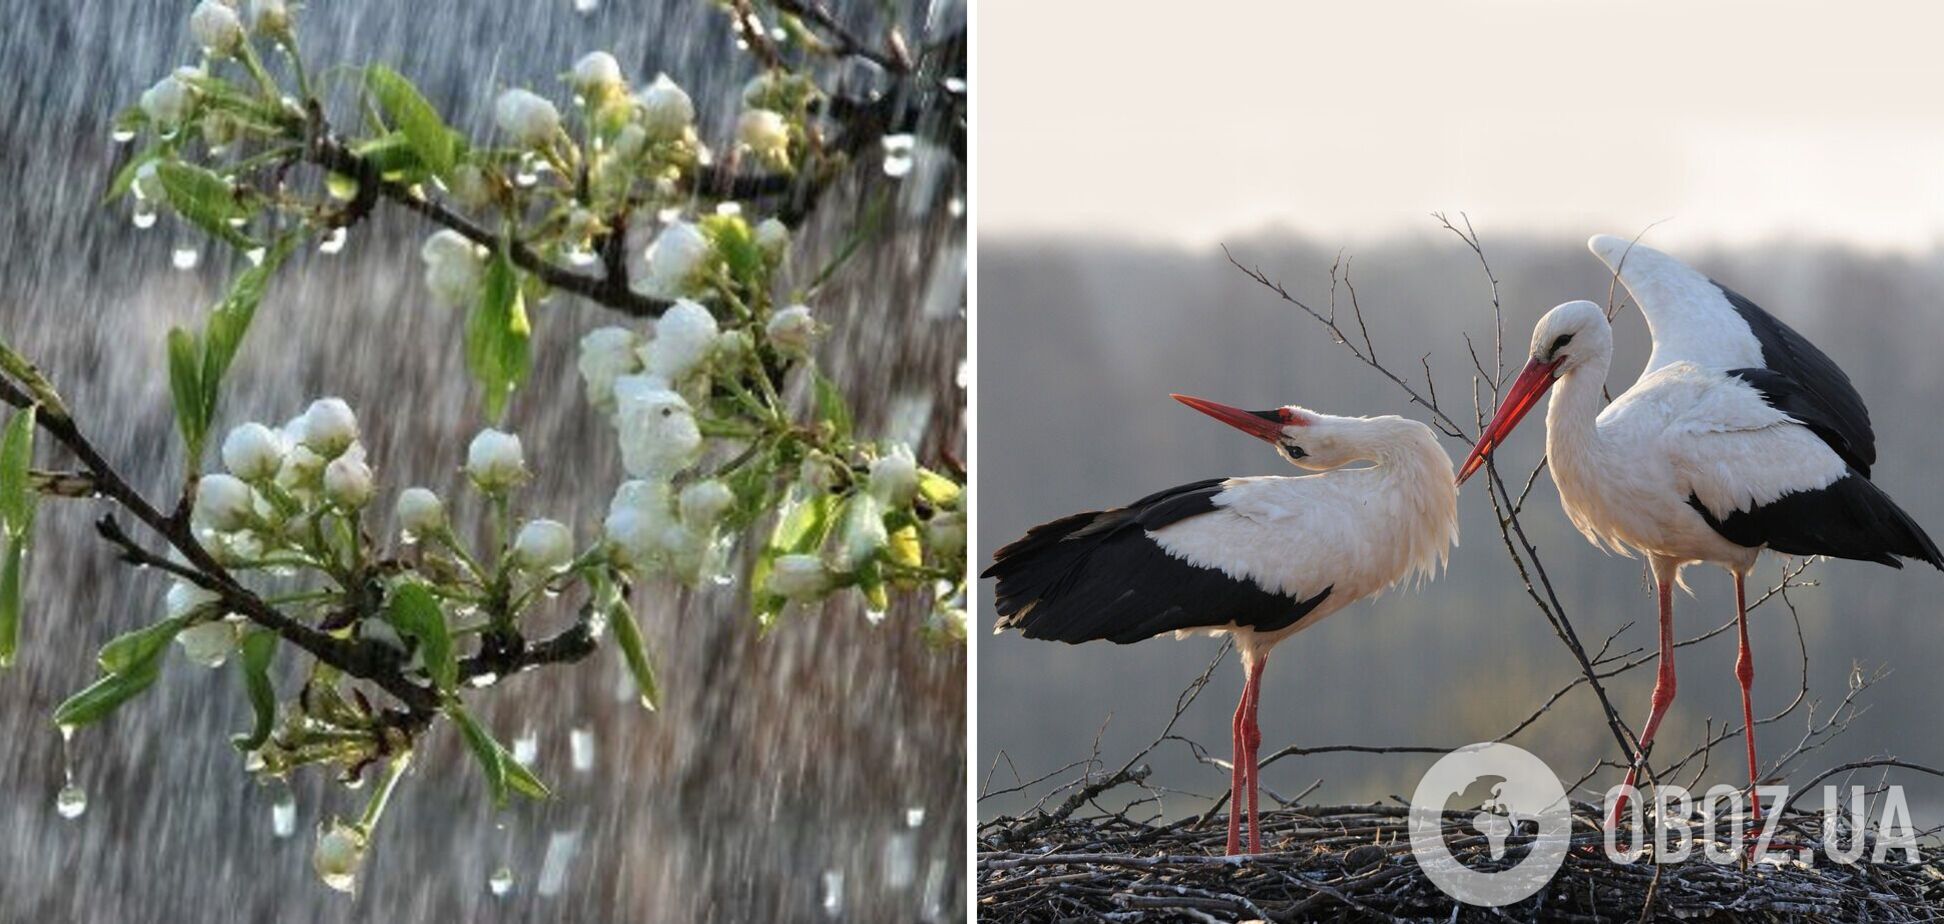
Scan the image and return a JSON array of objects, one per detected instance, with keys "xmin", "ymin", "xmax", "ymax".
[{"xmin": 1408, "ymin": 743, "xmax": 1572, "ymax": 907}]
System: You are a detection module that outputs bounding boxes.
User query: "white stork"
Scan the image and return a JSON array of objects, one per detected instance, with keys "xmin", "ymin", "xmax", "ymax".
[
  {"xmin": 1458, "ymin": 240, "xmax": 1940, "ymax": 825},
  {"xmin": 985, "ymin": 395, "xmax": 1459, "ymax": 855}
]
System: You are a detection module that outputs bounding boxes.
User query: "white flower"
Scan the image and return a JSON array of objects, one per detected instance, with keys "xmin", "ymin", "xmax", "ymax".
[
  {"xmin": 611, "ymin": 122, "xmax": 649, "ymax": 160},
  {"xmin": 193, "ymin": 474, "xmax": 255, "ymax": 531},
  {"xmin": 570, "ymin": 51, "xmax": 624, "ymax": 96},
  {"xmin": 604, "ymin": 479, "xmax": 676, "ymax": 567},
  {"xmin": 495, "ymin": 88, "xmax": 561, "ymax": 147},
  {"xmin": 636, "ymin": 74, "xmax": 693, "ymax": 139},
  {"xmin": 444, "ymin": 164, "xmax": 493, "ymax": 210},
  {"xmin": 577, "ymin": 326, "xmax": 643, "ymax": 412},
  {"xmin": 323, "ymin": 455, "xmax": 374, "ymax": 509},
  {"xmin": 466, "ymin": 428, "xmax": 527, "ymax": 491},
  {"xmin": 614, "ymin": 377, "xmax": 702, "ymax": 479},
  {"xmin": 925, "ymin": 510, "xmax": 965, "ymax": 560},
  {"xmin": 276, "ymin": 442, "xmax": 326, "ymax": 496},
  {"xmin": 643, "ymin": 299, "xmax": 718, "ymax": 380},
  {"xmin": 765, "ymin": 304, "xmax": 818, "ymax": 356},
  {"xmin": 513, "ymin": 519, "xmax": 575, "ymax": 572},
  {"xmin": 755, "ymin": 218, "xmax": 790, "ymax": 259},
  {"xmin": 832, "ymin": 494, "xmax": 887, "ymax": 572},
  {"xmin": 736, "ymin": 109, "xmax": 790, "ymax": 166},
  {"xmin": 221, "ymin": 422, "xmax": 286, "ymax": 482},
  {"xmin": 139, "ymin": 75, "xmax": 194, "ymax": 126},
  {"xmin": 766, "ymin": 554, "xmax": 827, "ymax": 600},
  {"xmin": 662, "ymin": 523, "xmax": 708, "ymax": 583},
  {"xmin": 678, "ymin": 480, "xmax": 734, "ymax": 528},
  {"xmin": 642, "ymin": 221, "xmax": 711, "ymax": 298},
  {"xmin": 869, "ymin": 444, "xmax": 919, "ymax": 507},
  {"xmin": 176, "ymin": 619, "xmax": 240, "ymax": 668},
  {"xmin": 312, "ymin": 819, "xmax": 368, "ymax": 893},
  {"xmin": 299, "ymin": 398, "xmax": 359, "ymax": 456},
  {"xmin": 166, "ymin": 581, "xmax": 221, "ymax": 619},
  {"xmin": 247, "ymin": 0, "xmax": 290, "ymax": 39},
  {"xmin": 420, "ymin": 230, "xmax": 486, "ymax": 306},
  {"xmin": 394, "ymin": 487, "xmax": 446, "ymax": 538},
  {"xmin": 190, "ymin": 0, "xmax": 246, "ymax": 56}
]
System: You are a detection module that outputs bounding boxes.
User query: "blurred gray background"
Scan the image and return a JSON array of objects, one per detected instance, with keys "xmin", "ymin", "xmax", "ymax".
[
  {"xmin": 0, "ymin": 0, "xmax": 964, "ymax": 921},
  {"xmin": 977, "ymin": 233, "xmax": 1944, "ymax": 822}
]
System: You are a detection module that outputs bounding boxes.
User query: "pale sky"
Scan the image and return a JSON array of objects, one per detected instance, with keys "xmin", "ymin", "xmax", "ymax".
[{"xmin": 979, "ymin": 0, "xmax": 1944, "ymax": 250}]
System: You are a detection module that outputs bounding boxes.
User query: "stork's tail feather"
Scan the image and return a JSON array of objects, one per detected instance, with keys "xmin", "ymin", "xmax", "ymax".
[
  {"xmin": 983, "ymin": 510, "xmax": 1106, "ymax": 637},
  {"xmin": 1691, "ymin": 472, "xmax": 1943, "ymax": 571}
]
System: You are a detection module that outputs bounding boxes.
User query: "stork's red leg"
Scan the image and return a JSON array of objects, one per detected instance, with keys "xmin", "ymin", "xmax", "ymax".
[
  {"xmin": 1734, "ymin": 573, "xmax": 1761, "ymax": 821},
  {"xmin": 1242, "ymin": 654, "xmax": 1268, "ymax": 854},
  {"xmin": 1609, "ymin": 574, "xmax": 1679, "ymax": 829},
  {"xmin": 1227, "ymin": 680, "xmax": 1246, "ymax": 855}
]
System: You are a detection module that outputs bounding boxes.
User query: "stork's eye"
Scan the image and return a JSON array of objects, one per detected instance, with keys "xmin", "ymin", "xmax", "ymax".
[
  {"xmin": 1549, "ymin": 333, "xmax": 1574, "ymax": 356},
  {"xmin": 1280, "ymin": 440, "xmax": 1308, "ymax": 460}
]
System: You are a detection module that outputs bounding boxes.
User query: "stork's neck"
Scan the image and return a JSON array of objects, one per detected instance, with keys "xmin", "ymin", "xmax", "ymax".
[{"xmin": 1544, "ymin": 348, "xmax": 1616, "ymax": 486}]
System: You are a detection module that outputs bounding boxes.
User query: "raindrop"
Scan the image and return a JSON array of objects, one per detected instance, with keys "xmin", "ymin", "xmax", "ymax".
[
  {"xmin": 948, "ymin": 196, "xmax": 965, "ymax": 218},
  {"xmin": 132, "ymin": 200, "xmax": 159, "ymax": 229},
  {"xmin": 882, "ymin": 831, "xmax": 916, "ymax": 888},
  {"xmin": 715, "ymin": 201, "xmax": 742, "ymax": 217},
  {"xmin": 881, "ymin": 134, "xmax": 916, "ymax": 178},
  {"xmin": 56, "ymin": 784, "xmax": 87, "ymax": 819},
  {"xmin": 489, "ymin": 865, "xmax": 514, "ymax": 897},
  {"xmin": 319, "ymin": 227, "xmax": 347, "ymax": 255},
  {"xmin": 111, "ymin": 128, "xmax": 136, "ymax": 143},
  {"xmin": 244, "ymin": 247, "xmax": 267, "ymax": 267},
  {"xmin": 536, "ymin": 830, "xmax": 581, "ymax": 897},
  {"xmin": 920, "ymin": 859, "xmax": 948, "ymax": 921},
  {"xmin": 569, "ymin": 726, "xmax": 595, "ymax": 772},
  {"xmin": 172, "ymin": 246, "xmax": 201, "ymax": 270},
  {"xmin": 865, "ymin": 607, "xmax": 887, "ymax": 625},
  {"xmin": 820, "ymin": 869, "xmax": 844, "ymax": 917},
  {"xmin": 271, "ymin": 789, "xmax": 297, "ymax": 838},
  {"xmin": 656, "ymin": 207, "xmax": 681, "ymax": 224},
  {"xmin": 513, "ymin": 730, "xmax": 538, "ymax": 767},
  {"xmin": 470, "ymin": 672, "xmax": 499, "ymax": 688},
  {"xmin": 573, "ymin": 0, "xmax": 599, "ymax": 12},
  {"xmin": 906, "ymin": 806, "xmax": 926, "ymax": 828}
]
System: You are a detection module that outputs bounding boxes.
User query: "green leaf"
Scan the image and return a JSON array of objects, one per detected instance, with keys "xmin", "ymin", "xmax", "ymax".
[
  {"xmin": 156, "ymin": 161, "xmax": 258, "ymax": 249},
  {"xmin": 54, "ymin": 667, "xmax": 165, "ymax": 729},
  {"xmin": 811, "ymin": 371, "xmax": 852, "ymax": 442},
  {"xmin": 198, "ymin": 233, "xmax": 298, "ymax": 428},
  {"xmin": 386, "ymin": 582, "xmax": 454, "ymax": 694},
  {"xmin": 750, "ymin": 489, "xmax": 837, "ymax": 626},
  {"xmin": 465, "ymin": 251, "xmax": 531, "ymax": 420},
  {"xmin": 97, "ymin": 615, "xmax": 188, "ymax": 676},
  {"xmin": 102, "ymin": 145, "xmax": 165, "ymax": 205},
  {"xmin": 450, "ymin": 703, "xmax": 550, "ymax": 808},
  {"xmin": 166, "ymin": 327, "xmax": 207, "ymax": 459},
  {"xmin": 349, "ymin": 131, "xmax": 425, "ymax": 179},
  {"xmin": 230, "ymin": 629, "xmax": 277, "ymax": 751},
  {"xmin": 0, "ymin": 405, "xmax": 36, "ymax": 533},
  {"xmin": 366, "ymin": 66, "xmax": 459, "ymax": 176},
  {"xmin": 607, "ymin": 591, "xmax": 659, "ymax": 711},
  {"xmin": 917, "ymin": 467, "xmax": 961, "ymax": 507},
  {"xmin": 0, "ymin": 538, "xmax": 21, "ymax": 670}
]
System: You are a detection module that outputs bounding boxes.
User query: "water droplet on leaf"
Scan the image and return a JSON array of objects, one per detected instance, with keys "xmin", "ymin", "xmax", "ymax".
[
  {"xmin": 489, "ymin": 865, "xmax": 514, "ymax": 896},
  {"xmin": 172, "ymin": 247, "xmax": 200, "ymax": 270},
  {"xmin": 319, "ymin": 227, "xmax": 347, "ymax": 255},
  {"xmin": 111, "ymin": 128, "xmax": 136, "ymax": 143}
]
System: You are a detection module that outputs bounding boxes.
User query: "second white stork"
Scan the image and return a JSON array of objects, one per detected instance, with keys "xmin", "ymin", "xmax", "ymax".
[
  {"xmin": 1458, "ymin": 290, "xmax": 1940, "ymax": 826},
  {"xmin": 985, "ymin": 395, "xmax": 1458, "ymax": 855}
]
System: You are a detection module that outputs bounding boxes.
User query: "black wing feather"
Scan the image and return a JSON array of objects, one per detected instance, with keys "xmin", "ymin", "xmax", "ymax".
[
  {"xmin": 984, "ymin": 479, "xmax": 1332, "ymax": 644},
  {"xmin": 1715, "ymin": 282, "xmax": 1876, "ymax": 476},
  {"xmin": 1689, "ymin": 473, "xmax": 1941, "ymax": 570}
]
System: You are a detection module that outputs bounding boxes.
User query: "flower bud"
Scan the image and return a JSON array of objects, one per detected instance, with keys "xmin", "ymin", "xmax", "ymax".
[
  {"xmin": 569, "ymin": 51, "xmax": 625, "ymax": 98},
  {"xmin": 754, "ymin": 217, "xmax": 790, "ymax": 259},
  {"xmin": 577, "ymin": 326, "xmax": 643, "ymax": 413},
  {"xmin": 614, "ymin": 377, "xmax": 702, "ymax": 479},
  {"xmin": 176, "ymin": 618, "xmax": 240, "ymax": 668},
  {"xmin": 299, "ymin": 398, "xmax": 359, "ymax": 457},
  {"xmin": 247, "ymin": 0, "xmax": 291, "ymax": 40},
  {"xmin": 494, "ymin": 88, "xmax": 561, "ymax": 148},
  {"xmin": 678, "ymin": 480, "xmax": 734, "ymax": 528},
  {"xmin": 833, "ymin": 494, "xmax": 887, "ymax": 572},
  {"xmin": 643, "ymin": 299, "xmax": 718, "ymax": 380},
  {"xmin": 736, "ymin": 109, "xmax": 791, "ymax": 168},
  {"xmin": 221, "ymin": 422, "xmax": 286, "ymax": 482},
  {"xmin": 323, "ymin": 455, "xmax": 374, "ymax": 509},
  {"xmin": 466, "ymin": 428, "xmax": 527, "ymax": 491},
  {"xmin": 868, "ymin": 444, "xmax": 919, "ymax": 507},
  {"xmin": 312, "ymin": 819, "xmax": 368, "ymax": 893},
  {"xmin": 603, "ymin": 479, "xmax": 675, "ymax": 568},
  {"xmin": 765, "ymin": 305, "xmax": 818, "ymax": 356},
  {"xmin": 611, "ymin": 122, "xmax": 650, "ymax": 160},
  {"xmin": 166, "ymin": 581, "xmax": 222, "ymax": 619},
  {"xmin": 513, "ymin": 519, "xmax": 574, "ymax": 572},
  {"xmin": 139, "ymin": 75, "xmax": 194, "ymax": 127},
  {"xmin": 642, "ymin": 221, "xmax": 711, "ymax": 298},
  {"xmin": 636, "ymin": 74, "xmax": 694, "ymax": 140},
  {"xmin": 766, "ymin": 554, "xmax": 827, "ymax": 600},
  {"xmin": 190, "ymin": 0, "xmax": 246, "ymax": 56},
  {"xmin": 390, "ymin": 488, "xmax": 444, "ymax": 540},
  {"xmin": 925, "ymin": 510, "xmax": 966, "ymax": 561},
  {"xmin": 193, "ymin": 474, "xmax": 256, "ymax": 531},
  {"xmin": 444, "ymin": 164, "xmax": 494, "ymax": 210}
]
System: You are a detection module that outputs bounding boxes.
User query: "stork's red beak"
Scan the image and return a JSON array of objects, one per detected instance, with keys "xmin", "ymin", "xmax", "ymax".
[
  {"xmin": 1170, "ymin": 394, "xmax": 1290, "ymax": 441},
  {"xmin": 1456, "ymin": 357, "xmax": 1563, "ymax": 485}
]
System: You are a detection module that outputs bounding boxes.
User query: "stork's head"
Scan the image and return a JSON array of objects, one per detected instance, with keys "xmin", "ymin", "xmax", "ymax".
[
  {"xmin": 1170, "ymin": 394, "xmax": 1362, "ymax": 470},
  {"xmin": 1456, "ymin": 300, "xmax": 1610, "ymax": 484}
]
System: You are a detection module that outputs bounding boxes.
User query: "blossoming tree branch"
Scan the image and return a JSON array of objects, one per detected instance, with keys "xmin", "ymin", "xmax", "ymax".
[{"xmin": 0, "ymin": 0, "xmax": 965, "ymax": 892}]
